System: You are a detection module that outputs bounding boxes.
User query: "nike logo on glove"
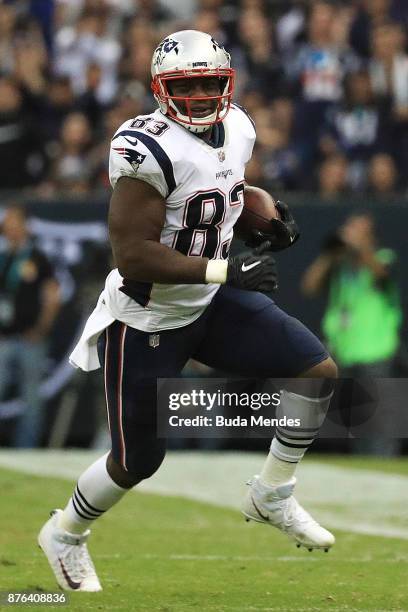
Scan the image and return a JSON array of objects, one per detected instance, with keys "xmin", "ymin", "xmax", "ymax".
[{"xmin": 241, "ymin": 261, "xmax": 261, "ymax": 272}]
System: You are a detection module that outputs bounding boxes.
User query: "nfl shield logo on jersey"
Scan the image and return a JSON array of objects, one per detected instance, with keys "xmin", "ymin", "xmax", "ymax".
[
  {"xmin": 218, "ymin": 150, "xmax": 226, "ymax": 162},
  {"xmin": 149, "ymin": 333, "xmax": 160, "ymax": 348}
]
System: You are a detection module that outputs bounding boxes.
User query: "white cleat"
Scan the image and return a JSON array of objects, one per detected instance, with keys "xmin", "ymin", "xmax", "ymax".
[
  {"xmin": 242, "ymin": 475, "xmax": 335, "ymax": 552},
  {"xmin": 38, "ymin": 509, "xmax": 102, "ymax": 592}
]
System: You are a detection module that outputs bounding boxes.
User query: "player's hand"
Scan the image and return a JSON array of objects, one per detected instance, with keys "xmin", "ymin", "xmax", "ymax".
[
  {"xmin": 227, "ymin": 241, "xmax": 278, "ymax": 292},
  {"xmin": 245, "ymin": 201, "xmax": 300, "ymax": 252}
]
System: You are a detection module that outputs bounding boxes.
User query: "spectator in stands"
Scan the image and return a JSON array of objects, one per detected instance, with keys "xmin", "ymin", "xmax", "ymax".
[
  {"xmin": 193, "ymin": 8, "xmax": 226, "ymax": 45},
  {"xmin": 368, "ymin": 153, "xmax": 399, "ymax": 197},
  {"xmin": 76, "ymin": 63, "xmax": 106, "ymax": 130},
  {"xmin": 320, "ymin": 70, "xmax": 391, "ymax": 191},
  {"xmin": 122, "ymin": 25, "xmax": 156, "ymax": 87},
  {"xmin": 0, "ymin": 205, "xmax": 60, "ymax": 447},
  {"xmin": 275, "ymin": 2, "xmax": 306, "ymax": 54},
  {"xmin": 350, "ymin": 0, "xmax": 392, "ymax": 58},
  {"xmin": 0, "ymin": 77, "xmax": 46, "ymax": 189},
  {"xmin": 120, "ymin": 15, "xmax": 159, "ymax": 89},
  {"xmin": 302, "ymin": 211, "xmax": 402, "ymax": 374},
  {"xmin": 391, "ymin": 0, "xmax": 408, "ymax": 26},
  {"xmin": 287, "ymin": 1, "xmax": 360, "ymax": 176},
  {"xmin": 0, "ymin": 0, "xmax": 406, "ymax": 197},
  {"xmin": 301, "ymin": 212, "xmax": 402, "ymax": 454},
  {"xmin": 41, "ymin": 77, "xmax": 77, "ymax": 144},
  {"xmin": 0, "ymin": 3, "xmax": 17, "ymax": 75},
  {"xmin": 254, "ymin": 98, "xmax": 301, "ymax": 191},
  {"xmin": 369, "ymin": 22, "xmax": 408, "ymax": 117},
  {"xmin": 133, "ymin": 0, "xmax": 174, "ymax": 25},
  {"xmin": 369, "ymin": 22, "xmax": 408, "ymax": 179},
  {"xmin": 12, "ymin": 20, "xmax": 48, "ymax": 97},
  {"xmin": 53, "ymin": 5, "xmax": 121, "ymax": 105},
  {"xmin": 41, "ymin": 112, "xmax": 93, "ymax": 197},
  {"xmin": 318, "ymin": 154, "xmax": 349, "ymax": 200},
  {"xmin": 234, "ymin": 8, "xmax": 285, "ymax": 99}
]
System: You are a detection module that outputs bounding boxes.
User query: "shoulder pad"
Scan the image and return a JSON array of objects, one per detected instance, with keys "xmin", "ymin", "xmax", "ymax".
[{"xmin": 109, "ymin": 120, "xmax": 176, "ymax": 197}]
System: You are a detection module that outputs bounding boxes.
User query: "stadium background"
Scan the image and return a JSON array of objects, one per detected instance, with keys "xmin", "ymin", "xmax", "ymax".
[
  {"xmin": 1, "ymin": 2, "xmax": 408, "ymax": 610},
  {"xmin": 0, "ymin": 0, "xmax": 407, "ymax": 451}
]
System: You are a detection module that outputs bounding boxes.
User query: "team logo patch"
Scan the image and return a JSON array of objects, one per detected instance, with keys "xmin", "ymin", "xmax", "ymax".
[
  {"xmin": 113, "ymin": 146, "xmax": 146, "ymax": 172},
  {"xmin": 154, "ymin": 37, "xmax": 180, "ymax": 66}
]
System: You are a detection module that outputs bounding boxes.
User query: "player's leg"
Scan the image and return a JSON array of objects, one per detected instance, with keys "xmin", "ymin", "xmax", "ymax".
[
  {"xmin": 259, "ymin": 364, "xmax": 336, "ymax": 495},
  {"xmin": 250, "ymin": 364, "xmax": 337, "ymax": 551},
  {"xmin": 194, "ymin": 286, "xmax": 337, "ymax": 550},
  {"xmin": 38, "ymin": 317, "xmax": 208, "ymax": 590},
  {"xmin": 38, "ymin": 322, "xmax": 134, "ymax": 592}
]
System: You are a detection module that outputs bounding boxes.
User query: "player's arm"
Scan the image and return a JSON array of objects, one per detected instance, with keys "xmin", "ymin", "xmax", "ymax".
[
  {"xmin": 109, "ymin": 177, "xmax": 208, "ymax": 283},
  {"xmin": 109, "ymin": 177, "xmax": 278, "ymax": 291}
]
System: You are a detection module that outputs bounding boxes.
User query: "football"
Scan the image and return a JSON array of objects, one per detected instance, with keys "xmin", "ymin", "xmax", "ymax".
[{"xmin": 235, "ymin": 186, "xmax": 281, "ymax": 241}]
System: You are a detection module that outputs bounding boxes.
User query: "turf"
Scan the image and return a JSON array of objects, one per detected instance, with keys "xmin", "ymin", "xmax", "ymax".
[
  {"xmin": 323, "ymin": 454, "xmax": 408, "ymax": 476},
  {"xmin": 1, "ymin": 466, "xmax": 408, "ymax": 612}
]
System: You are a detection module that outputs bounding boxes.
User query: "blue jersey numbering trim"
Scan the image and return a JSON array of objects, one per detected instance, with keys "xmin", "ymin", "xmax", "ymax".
[{"xmin": 113, "ymin": 129, "xmax": 176, "ymax": 196}]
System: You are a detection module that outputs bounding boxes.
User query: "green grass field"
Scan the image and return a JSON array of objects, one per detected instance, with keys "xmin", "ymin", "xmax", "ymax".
[{"xmin": 1, "ymin": 454, "xmax": 408, "ymax": 612}]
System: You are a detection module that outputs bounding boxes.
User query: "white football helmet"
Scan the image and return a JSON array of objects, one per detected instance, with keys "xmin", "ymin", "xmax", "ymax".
[{"xmin": 151, "ymin": 30, "xmax": 235, "ymax": 134}]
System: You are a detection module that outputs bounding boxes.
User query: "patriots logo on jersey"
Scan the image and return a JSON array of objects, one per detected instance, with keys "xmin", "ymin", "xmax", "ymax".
[{"xmin": 113, "ymin": 146, "xmax": 146, "ymax": 172}]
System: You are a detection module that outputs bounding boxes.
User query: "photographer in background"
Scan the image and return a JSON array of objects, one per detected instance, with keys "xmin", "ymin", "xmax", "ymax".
[
  {"xmin": 301, "ymin": 212, "xmax": 402, "ymax": 454},
  {"xmin": 0, "ymin": 205, "xmax": 60, "ymax": 447}
]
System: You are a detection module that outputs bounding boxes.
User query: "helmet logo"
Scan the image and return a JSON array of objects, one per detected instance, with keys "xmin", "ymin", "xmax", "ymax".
[
  {"xmin": 154, "ymin": 37, "xmax": 179, "ymax": 67},
  {"xmin": 211, "ymin": 37, "xmax": 222, "ymax": 52},
  {"xmin": 151, "ymin": 31, "xmax": 235, "ymax": 133}
]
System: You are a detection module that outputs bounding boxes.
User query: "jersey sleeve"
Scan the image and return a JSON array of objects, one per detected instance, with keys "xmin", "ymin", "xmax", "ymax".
[
  {"xmin": 231, "ymin": 104, "xmax": 256, "ymax": 164},
  {"xmin": 109, "ymin": 123, "xmax": 174, "ymax": 198}
]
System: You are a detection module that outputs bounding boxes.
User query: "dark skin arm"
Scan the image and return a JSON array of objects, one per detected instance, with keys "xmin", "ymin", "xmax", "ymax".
[{"xmin": 108, "ymin": 176, "xmax": 209, "ymax": 283}]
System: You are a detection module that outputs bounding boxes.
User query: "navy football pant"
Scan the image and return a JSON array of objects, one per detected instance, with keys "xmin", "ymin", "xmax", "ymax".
[{"xmin": 97, "ymin": 286, "xmax": 328, "ymax": 476}]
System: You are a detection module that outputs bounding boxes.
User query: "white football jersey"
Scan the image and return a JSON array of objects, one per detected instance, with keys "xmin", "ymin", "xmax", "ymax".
[{"xmin": 102, "ymin": 104, "xmax": 255, "ymax": 332}]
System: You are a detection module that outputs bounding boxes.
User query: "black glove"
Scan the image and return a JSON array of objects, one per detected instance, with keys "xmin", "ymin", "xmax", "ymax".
[
  {"xmin": 227, "ymin": 241, "xmax": 278, "ymax": 292},
  {"xmin": 245, "ymin": 201, "xmax": 300, "ymax": 252}
]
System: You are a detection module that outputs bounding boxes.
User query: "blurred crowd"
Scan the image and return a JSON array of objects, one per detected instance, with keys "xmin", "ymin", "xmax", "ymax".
[{"xmin": 1, "ymin": 0, "xmax": 408, "ymax": 200}]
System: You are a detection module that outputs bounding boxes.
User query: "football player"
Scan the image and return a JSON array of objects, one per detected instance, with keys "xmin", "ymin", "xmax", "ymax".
[{"xmin": 38, "ymin": 30, "xmax": 337, "ymax": 591}]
